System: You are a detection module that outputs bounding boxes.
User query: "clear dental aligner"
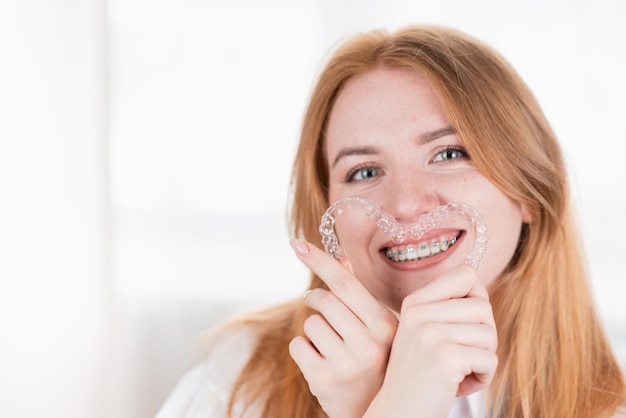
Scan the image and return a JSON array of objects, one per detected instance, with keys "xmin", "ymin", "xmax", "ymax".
[{"xmin": 319, "ymin": 197, "xmax": 488, "ymax": 269}]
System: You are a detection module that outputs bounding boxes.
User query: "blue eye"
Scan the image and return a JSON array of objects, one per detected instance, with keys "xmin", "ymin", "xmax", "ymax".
[
  {"xmin": 346, "ymin": 166, "xmax": 379, "ymax": 182},
  {"xmin": 433, "ymin": 146, "xmax": 468, "ymax": 162}
]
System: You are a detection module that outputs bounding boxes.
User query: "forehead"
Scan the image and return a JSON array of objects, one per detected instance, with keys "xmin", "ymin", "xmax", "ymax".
[{"xmin": 324, "ymin": 67, "xmax": 448, "ymax": 157}]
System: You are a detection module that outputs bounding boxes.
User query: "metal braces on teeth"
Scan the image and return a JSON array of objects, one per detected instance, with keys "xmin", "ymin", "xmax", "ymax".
[
  {"xmin": 319, "ymin": 197, "xmax": 488, "ymax": 269},
  {"xmin": 385, "ymin": 236, "xmax": 457, "ymax": 262}
]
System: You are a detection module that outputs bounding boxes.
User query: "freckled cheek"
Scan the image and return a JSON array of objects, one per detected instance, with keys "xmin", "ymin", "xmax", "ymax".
[
  {"xmin": 449, "ymin": 173, "xmax": 498, "ymax": 205},
  {"xmin": 327, "ymin": 184, "xmax": 343, "ymax": 205},
  {"xmin": 334, "ymin": 218, "xmax": 378, "ymax": 259},
  {"xmin": 430, "ymin": 175, "xmax": 474, "ymax": 204},
  {"xmin": 477, "ymin": 197, "xmax": 525, "ymax": 285}
]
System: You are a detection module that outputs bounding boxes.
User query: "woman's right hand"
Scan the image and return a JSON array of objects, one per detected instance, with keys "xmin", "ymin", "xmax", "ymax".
[
  {"xmin": 364, "ymin": 264, "xmax": 498, "ymax": 418},
  {"xmin": 288, "ymin": 239, "xmax": 398, "ymax": 418}
]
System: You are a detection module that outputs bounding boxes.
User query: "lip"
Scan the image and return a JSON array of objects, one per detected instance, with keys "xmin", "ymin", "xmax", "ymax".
[{"xmin": 378, "ymin": 229, "xmax": 465, "ymax": 271}]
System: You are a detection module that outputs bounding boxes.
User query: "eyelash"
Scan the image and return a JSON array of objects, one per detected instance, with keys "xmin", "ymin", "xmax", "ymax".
[
  {"xmin": 343, "ymin": 146, "xmax": 470, "ymax": 183},
  {"xmin": 344, "ymin": 163, "xmax": 380, "ymax": 183},
  {"xmin": 432, "ymin": 146, "xmax": 469, "ymax": 162}
]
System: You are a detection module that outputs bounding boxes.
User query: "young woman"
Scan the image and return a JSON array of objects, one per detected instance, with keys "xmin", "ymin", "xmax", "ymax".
[{"xmin": 157, "ymin": 25, "xmax": 626, "ymax": 418}]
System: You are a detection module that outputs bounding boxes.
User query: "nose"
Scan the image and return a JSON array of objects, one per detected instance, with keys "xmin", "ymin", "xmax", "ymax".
[{"xmin": 383, "ymin": 172, "xmax": 443, "ymax": 225}]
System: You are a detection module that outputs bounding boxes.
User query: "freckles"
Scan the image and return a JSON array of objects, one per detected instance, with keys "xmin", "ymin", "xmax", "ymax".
[{"xmin": 455, "ymin": 173, "xmax": 470, "ymax": 190}]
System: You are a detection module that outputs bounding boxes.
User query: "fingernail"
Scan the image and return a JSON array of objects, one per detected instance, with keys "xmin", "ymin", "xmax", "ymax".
[
  {"xmin": 303, "ymin": 289, "xmax": 312, "ymax": 299},
  {"xmin": 290, "ymin": 238, "xmax": 310, "ymax": 256}
]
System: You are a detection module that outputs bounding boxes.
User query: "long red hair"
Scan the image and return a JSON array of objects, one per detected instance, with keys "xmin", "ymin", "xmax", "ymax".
[{"xmin": 225, "ymin": 25, "xmax": 625, "ymax": 418}]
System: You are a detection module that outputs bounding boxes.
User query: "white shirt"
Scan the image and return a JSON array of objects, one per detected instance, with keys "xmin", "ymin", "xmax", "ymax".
[{"xmin": 156, "ymin": 327, "xmax": 486, "ymax": 418}]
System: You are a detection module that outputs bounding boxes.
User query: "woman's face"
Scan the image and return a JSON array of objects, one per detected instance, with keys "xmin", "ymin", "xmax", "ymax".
[{"xmin": 325, "ymin": 67, "xmax": 528, "ymax": 312}]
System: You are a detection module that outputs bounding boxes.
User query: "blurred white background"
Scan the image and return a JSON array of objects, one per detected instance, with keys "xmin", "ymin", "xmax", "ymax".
[{"xmin": 1, "ymin": 1, "xmax": 624, "ymax": 417}]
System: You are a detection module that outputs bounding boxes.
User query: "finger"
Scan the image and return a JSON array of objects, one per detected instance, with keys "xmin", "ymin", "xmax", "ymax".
[
  {"xmin": 456, "ymin": 347, "xmax": 498, "ymax": 396},
  {"xmin": 402, "ymin": 264, "xmax": 486, "ymax": 308},
  {"xmin": 466, "ymin": 271, "xmax": 489, "ymax": 300},
  {"xmin": 290, "ymin": 239, "xmax": 392, "ymax": 329},
  {"xmin": 433, "ymin": 323, "xmax": 498, "ymax": 352},
  {"xmin": 289, "ymin": 336, "xmax": 324, "ymax": 375},
  {"xmin": 304, "ymin": 288, "xmax": 368, "ymax": 340},
  {"xmin": 302, "ymin": 313, "xmax": 346, "ymax": 358},
  {"xmin": 405, "ymin": 297, "xmax": 496, "ymax": 328}
]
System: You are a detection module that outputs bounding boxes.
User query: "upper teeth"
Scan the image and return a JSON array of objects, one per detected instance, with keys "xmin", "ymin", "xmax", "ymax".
[{"xmin": 385, "ymin": 236, "xmax": 457, "ymax": 262}]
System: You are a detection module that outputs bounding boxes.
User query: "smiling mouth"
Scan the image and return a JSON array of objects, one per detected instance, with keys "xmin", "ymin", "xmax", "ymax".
[{"xmin": 384, "ymin": 234, "xmax": 459, "ymax": 263}]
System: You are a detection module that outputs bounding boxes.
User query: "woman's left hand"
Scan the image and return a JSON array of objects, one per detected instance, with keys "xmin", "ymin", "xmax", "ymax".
[{"xmin": 288, "ymin": 239, "xmax": 398, "ymax": 418}]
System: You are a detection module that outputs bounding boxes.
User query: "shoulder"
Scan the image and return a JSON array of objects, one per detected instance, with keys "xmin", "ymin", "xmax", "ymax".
[
  {"xmin": 155, "ymin": 299, "xmax": 303, "ymax": 418},
  {"xmin": 155, "ymin": 326, "xmax": 256, "ymax": 418}
]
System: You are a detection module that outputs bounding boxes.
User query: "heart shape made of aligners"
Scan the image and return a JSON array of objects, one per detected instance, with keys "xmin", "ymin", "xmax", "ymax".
[{"xmin": 319, "ymin": 197, "xmax": 488, "ymax": 269}]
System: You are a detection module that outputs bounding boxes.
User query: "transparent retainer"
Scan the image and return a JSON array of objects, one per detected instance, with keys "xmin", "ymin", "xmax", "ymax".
[{"xmin": 319, "ymin": 197, "xmax": 488, "ymax": 269}]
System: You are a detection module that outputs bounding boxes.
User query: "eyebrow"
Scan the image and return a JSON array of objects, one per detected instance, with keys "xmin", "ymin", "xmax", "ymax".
[
  {"xmin": 420, "ymin": 126, "xmax": 456, "ymax": 144},
  {"xmin": 331, "ymin": 146, "xmax": 379, "ymax": 168},
  {"xmin": 330, "ymin": 126, "xmax": 456, "ymax": 168}
]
